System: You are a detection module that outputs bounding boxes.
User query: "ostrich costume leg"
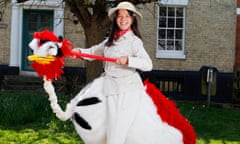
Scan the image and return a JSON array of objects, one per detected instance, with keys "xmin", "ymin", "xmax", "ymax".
[{"xmin": 44, "ymin": 77, "xmax": 107, "ymax": 144}]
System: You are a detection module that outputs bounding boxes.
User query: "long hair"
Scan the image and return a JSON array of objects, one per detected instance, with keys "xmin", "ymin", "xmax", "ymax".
[{"xmin": 105, "ymin": 10, "xmax": 142, "ymax": 47}]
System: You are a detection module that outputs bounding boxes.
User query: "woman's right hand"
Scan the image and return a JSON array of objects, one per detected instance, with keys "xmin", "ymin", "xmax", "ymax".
[
  {"xmin": 71, "ymin": 48, "xmax": 83, "ymax": 59},
  {"xmin": 116, "ymin": 56, "xmax": 128, "ymax": 65},
  {"xmin": 72, "ymin": 48, "xmax": 81, "ymax": 53}
]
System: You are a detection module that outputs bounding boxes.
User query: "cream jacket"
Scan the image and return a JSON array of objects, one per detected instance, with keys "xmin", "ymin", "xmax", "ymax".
[{"xmin": 77, "ymin": 31, "xmax": 153, "ymax": 95}]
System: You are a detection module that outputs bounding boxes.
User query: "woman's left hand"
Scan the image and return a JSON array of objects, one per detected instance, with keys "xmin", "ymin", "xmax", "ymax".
[{"xmin": 116, "ymin": 56, "xmax": 128, "ymax": 65}]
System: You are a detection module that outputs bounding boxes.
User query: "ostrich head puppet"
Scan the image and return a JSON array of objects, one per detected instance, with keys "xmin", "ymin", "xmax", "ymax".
[
  {"xmin": 28, "ymin": 30, "xmax": 74, "ymax": 81},
  {"xmin": 28, "ymin": 30, "xmax": 116, "ymax": 81}
]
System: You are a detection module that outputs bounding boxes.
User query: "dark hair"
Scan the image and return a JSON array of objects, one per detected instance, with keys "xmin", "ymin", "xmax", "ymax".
[{"xmin": 105, "ymin": 10, "xmax": 142, "ymax": 47}]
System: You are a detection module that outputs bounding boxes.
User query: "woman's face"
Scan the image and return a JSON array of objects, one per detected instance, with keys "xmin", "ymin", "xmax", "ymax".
[{"xmin": 116, "ymin": 9, "xmax": 133, "ymax": 31}]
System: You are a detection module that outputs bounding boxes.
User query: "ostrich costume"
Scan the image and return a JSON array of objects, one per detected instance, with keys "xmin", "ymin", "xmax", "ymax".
[{"xmin": 28, "ymin": 4, "xmax": 196, "ymax": 144}]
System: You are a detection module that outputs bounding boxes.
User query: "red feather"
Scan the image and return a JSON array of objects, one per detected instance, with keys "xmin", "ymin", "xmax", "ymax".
[
  {"xmin": 30, "ymin": 30, "xmax": 75, "ymax": 81},
  {"xmin": 31, "ymin": 57, "xmax": 64, "ymax": 81},
  {"xmin": 33, "ymin": 30, "xmax": 58, "ymax": 42},
  {"xmin": 144, "ymin": 79, "xmax": 197, "ymax": 144}
]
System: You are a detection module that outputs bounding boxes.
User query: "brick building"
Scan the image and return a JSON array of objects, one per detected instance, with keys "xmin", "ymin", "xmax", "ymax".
[{"xmin": 0, "ymin": 0, "xmax": 238, "ymax": 102}]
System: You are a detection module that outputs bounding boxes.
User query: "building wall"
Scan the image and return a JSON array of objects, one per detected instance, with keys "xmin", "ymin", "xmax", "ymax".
[
  {"xmin": 63, "ymin": 6, "xmax": 85, "ymax": 68},
  {"xmin": 0, "ymin": 4, "xmax": 12, "ymax": 65},
  {"xmin": 0, "ymin": 0, "xmax": 237, "ymax": 73},
  {"xmin": 139, "ymin": 0, "xmax": 236, "ymax": 72},
  {"xmin": 184, "ymin": 0, "xmax": 236, "ymax": 72}
]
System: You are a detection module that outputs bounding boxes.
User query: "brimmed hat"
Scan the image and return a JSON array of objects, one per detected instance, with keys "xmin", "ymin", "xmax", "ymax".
[{"xmin": 108, "ymin": 1, "xmax": 142, "ymax": 21}]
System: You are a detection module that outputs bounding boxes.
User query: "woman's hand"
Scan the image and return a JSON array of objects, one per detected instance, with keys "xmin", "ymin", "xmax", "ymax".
[
  {"xmin": 116, "ymin": 56, "xmax": 128, "ymax": 65},
  {"xmin": 72, "ymin": 48, "xmax": 81, "ymax": 53},
  {"xmin": 71, "ymin": 48, "xmax": 83, "ymax": 59}
]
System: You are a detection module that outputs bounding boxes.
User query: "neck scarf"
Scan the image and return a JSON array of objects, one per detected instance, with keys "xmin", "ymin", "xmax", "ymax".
[{"xmin": 114, "ymin": 29, "xmax": 131, "ymax": 40}]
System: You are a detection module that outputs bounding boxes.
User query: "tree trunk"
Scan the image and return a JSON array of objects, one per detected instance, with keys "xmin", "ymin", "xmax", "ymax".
[{"xmin": 84, "ymin": 20, "xmax": 109, "ymax": 82}]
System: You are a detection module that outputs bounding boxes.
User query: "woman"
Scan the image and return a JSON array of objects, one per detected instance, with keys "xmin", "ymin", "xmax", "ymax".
[{"xmin": 73, "ymin": 1, "xmax": 184, "ymax": 144}]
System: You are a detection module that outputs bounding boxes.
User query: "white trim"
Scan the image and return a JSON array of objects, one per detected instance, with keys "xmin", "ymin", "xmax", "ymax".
[
  {"xmin": 159, "ymin": 0, "xmax": 188, "ymax": 6},
  {"xmin": 54, "ymin": 7, "xmax": 65, "ymax": 36},
  {"xmin": 9, "ymin": 5, "xmax": 21, "ymax": 66},
  {"xmin": 20, "ymin": 71, "xmax": 38, "ymax": 77},
  {"xmin": 237, "ymin": 8, "xmax": 240, "ymax": 15},
  {"xmin": 12, "ymin": 0, "xmax": 64, "ymax": 7},
  {"xmin": 156, "ymin": 51, "xmax": 186, "ymax": 59},
  {"xmin": 9, "ymin": 0, "xmax": 64, "ymax": 69}
]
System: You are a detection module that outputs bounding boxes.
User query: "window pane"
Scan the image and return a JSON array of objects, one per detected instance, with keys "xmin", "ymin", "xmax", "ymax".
[
  {"xmin": 176, "ymin": 18, "xmax": 183, "ymax": 28},
  {"xmin": 168, "ymin": 7, "xmax": 175, "ymax": 17},
  {"xmin": 28, "ymin": 13, "xmax": 38, "ymax": 21},
  {"xmin": 159, "ymin": 29, "xmax": 166, "ymax": 39},
  {"xmin": 27, "ymin": 13, "xmax": 38, "ymax": 31},
  {"xmin": 159, "ymin": 18, "xmax": 166, "ymax": 27},
  {"xmin": 39, "ymin": 14, "xmax": 52, "ymax": 31},
  {"xmin": 28, "ymin": 22, "xmax": 38, "ymax": 31},
  {"xmin": 168, "ymin": 18, "xmax": 175, "ymax": 27},
  {"xmin": 41, "ymin": 14, "xmax": 51, "ymax": 23},
  {"xmin": 175, "ymin": 40, "xmax": 182, "ymax": 50},
  {"xmin": 167, "ymin": 30, "xmax": 174, "ymax": 39},
  {"xmin": 39, "ymin": 22, "xmax": 51, "ymax": 31},
  {"xmin": 158, "ymin": 40, "xmax": 166, "ymax": 50},
  {"xmin": 167, "ymin": 40, "xmax": 174, "ymax": 50},
  {"xmin": 176, "ymin": 8, "xmax": 183, "ymax": 17},
  {"xmin": 159, "ymin": 7, "xmax": 167, "ymax": 16},
  {"xmin": 176, "ymin": 30, "xmax": 183, "ymax": 39}
]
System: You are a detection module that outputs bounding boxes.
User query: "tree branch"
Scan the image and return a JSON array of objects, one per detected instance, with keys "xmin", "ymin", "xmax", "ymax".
[{"xmin": 64, "ymin": 0, "xmax": 93, "ymax": 29}]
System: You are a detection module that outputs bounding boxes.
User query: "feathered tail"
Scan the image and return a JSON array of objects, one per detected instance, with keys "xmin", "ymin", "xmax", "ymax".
[{"xmin": 144, "ymin": 80, "xmax": 196, "ymax": 144}]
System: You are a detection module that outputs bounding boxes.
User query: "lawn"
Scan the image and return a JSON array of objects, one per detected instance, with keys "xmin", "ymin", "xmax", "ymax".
[
  {"xmin": 0, "ymin": 91, "xmax": 240, "ymax": 144},
  {"xmin": 177, "ymin": 101, "xmax": 240, "ymax": 144}
]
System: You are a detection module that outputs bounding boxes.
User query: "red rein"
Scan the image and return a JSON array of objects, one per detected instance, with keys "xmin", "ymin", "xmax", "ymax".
[{"xmin": 72, "ymin": 52, "xmax": 117, "ymax": 63}]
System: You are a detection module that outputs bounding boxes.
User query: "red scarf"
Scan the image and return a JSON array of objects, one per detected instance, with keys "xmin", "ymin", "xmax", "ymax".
[{"xmin": 114, "ymin": 29, "xmax": 130, "ymax": 40}]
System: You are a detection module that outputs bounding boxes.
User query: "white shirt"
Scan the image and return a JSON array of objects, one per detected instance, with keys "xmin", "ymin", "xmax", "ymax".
[{"xmin": 80, "ymin": 31, "xmax": 152, "ymax": 78}]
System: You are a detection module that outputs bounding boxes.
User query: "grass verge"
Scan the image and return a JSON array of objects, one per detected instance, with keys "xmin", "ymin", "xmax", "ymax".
[{"xmin": 0, "ymin": 91, "xmax": 240, "ymax": 144}]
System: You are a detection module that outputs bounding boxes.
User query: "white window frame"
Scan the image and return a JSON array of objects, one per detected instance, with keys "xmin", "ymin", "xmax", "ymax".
[{"xmin": 156, "ymin": 0, "xmax": 188, "ymax": 59}]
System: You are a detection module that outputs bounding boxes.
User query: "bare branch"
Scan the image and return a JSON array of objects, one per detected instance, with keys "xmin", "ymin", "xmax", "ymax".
[{"xmin": 64, "ymin": 0, "xmax": 92, "ymax": 28}]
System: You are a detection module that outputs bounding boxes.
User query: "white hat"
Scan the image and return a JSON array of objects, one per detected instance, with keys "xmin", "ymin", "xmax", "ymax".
[{"xmin": 108, "ymin": 1, "xmax": 143, "ymax": 21}]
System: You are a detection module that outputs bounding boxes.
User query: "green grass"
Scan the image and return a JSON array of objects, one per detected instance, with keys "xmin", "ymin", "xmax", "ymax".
[
  {"xmin": 0, "ymin": 91, "xmax": 83, "ymax": 144},
  {"xmin": 0, "ymin": 121, "xmax": 83, "ymax": 144},
  {"xmin": 177, "ymin": 101, "xmax": 240, "ymax": 144},
  {"xmin": 0, "ymin": 91, "xmax": 240, "ymax": 144}
]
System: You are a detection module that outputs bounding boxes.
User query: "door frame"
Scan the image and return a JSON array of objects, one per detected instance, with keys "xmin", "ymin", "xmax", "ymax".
[{"xmin": 9, "ymin": 0, "xmax": 64, "ymax": 74}]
